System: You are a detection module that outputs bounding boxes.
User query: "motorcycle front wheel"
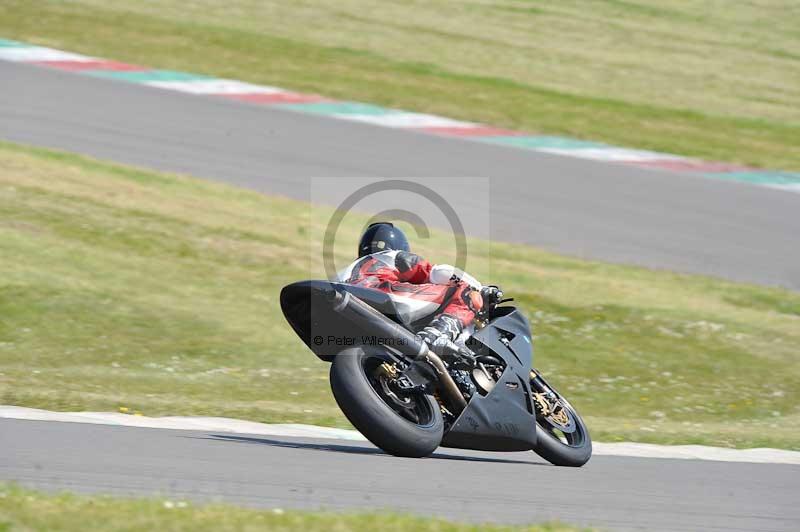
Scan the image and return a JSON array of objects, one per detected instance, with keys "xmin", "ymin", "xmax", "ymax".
[
  {"xmin": 330, "ymin": 347, "xmax": 444, "ymax": 458},
  {"xmin": 530, "ymin": 370, "xmax": 592, "ymax": 467}
]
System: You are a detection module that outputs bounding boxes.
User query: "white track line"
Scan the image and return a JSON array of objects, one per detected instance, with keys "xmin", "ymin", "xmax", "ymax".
[
  {"xmin": 336, "ymin": 112, "xmax": 477, "ymax": 128},
  {"xmin": 2, "ymin": 406, "xmax": 797, "ymax": 464},
  {"xmin": 768, "ymin": 183, "xmax": 800, "ymax": 193},
  {"xmin": 537, "ymin": 147, "xmax": 688, "ymax": 162},
  {"xmin": 0, "ymin": 406, "xmax": 367, "ymax": 441},
  {"xmin": 0, "ymin": 47, "xmax": 95, "ymax": 62},
  {"xmin": 143, "ymin": 79, "xmax": 286, "ymax": 95}
]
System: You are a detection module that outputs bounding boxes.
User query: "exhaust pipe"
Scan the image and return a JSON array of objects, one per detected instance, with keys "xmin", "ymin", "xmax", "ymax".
[
  {"xmin": 420, "ymin": 350, "xmax": 468, "ymax": 414},
  {"xmin": 330, "ymin": 289, "xmax": 467, "ymax": 414}
]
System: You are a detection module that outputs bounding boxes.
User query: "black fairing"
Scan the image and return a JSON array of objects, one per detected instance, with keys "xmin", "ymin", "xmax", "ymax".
[
  {"xmin": 280, "ymin": 280, "xmax": 409, "ymax": 361},
  {"xmin": 280, "ymin": 280, "xmax": 538, "ymax": 451},
  {"xmin": 440, "ymin": 307, "xmax": 538, "ymax": 451}
]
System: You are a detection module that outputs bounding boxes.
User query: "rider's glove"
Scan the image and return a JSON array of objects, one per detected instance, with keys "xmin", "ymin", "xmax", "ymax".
[
  {"xmin": 475, "ymin": 285, "xmax": 503, "ymax": 321},
  {"xmin": 480, "ymin": 285, "xmax": 503, "ymax": 307}
]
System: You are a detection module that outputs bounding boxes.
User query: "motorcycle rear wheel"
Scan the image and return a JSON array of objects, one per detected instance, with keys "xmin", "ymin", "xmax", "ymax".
[{"xmin": 330, "ymin": 347, "xmax": 444, "ymax": 458}]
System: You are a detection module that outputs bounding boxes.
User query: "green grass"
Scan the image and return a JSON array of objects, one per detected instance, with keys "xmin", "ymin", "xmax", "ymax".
[
  {"xmin": 0, "ymin": 484, "xmax": 585, "ymax": 532},
  {"xmin": 1, "ymin": 1, "xmax": 799, "ymax": 170},
  {"xmin": 0, "ymin": 141, "xmax": 799, "ymax": 449}
]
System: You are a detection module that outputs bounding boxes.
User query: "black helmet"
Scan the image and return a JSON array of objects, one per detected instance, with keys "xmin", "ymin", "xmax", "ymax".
[{"xmin": 358, "ymin": 222, "xmax": 410, "ymax": 257}]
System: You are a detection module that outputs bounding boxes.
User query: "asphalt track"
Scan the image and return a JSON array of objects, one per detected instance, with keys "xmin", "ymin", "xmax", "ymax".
[
  {"xmin": 2, "ymin": 419, "xmax": 799, "ymax": 531},
  {"xmin": 2, "ymin": 59, "xmax": 800, "ymax": 531},
  {"xmin": 2, "ymin": 60, "xmax": 799, "ymax": 289}
]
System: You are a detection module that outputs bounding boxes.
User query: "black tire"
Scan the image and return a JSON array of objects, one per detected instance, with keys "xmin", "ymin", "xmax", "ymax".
[
  {"xmin": 330, "ymin": 347, "xmax": 444, "ymax": 458},
  {"xmin": 531, "ymin": 375, "xmax": 592, "ymax": 467},
  {"xmin": 534, "ymin": 408, "xmax": 592, "ymax": 467}
]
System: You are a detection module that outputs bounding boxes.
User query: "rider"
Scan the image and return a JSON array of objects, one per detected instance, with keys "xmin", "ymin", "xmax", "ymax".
[{"xmin": 337, "ymin": 222, "xmax": 489, "ymax": 359}]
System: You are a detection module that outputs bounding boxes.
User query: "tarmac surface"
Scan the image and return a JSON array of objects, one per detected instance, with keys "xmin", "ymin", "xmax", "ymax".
[
  {"xmin": 3, "ymin": 59, "xmax": 800, "ymax": 531},
  {"xmin": 2, "ymin": 419, "xmax": 799, "ymax": 531},
  {"xmin": 2, "ymin": 60, "xmax": 799, "ymax": 289}
]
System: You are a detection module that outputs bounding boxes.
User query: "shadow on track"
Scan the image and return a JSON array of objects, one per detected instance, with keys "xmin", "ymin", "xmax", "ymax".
[{"xmin": 199, "ymin": 434, "xmax": 546, "ymax": 466}]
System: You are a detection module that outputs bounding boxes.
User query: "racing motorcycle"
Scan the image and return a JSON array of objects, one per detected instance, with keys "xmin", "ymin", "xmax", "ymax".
[{"xmin": 280, "ymin": 280, "xmax": 591, "ymax": 467}]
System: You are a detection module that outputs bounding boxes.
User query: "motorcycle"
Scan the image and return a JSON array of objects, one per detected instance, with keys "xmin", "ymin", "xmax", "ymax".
[{"xmin": 279, "ymin": 280, "xmax": 591, "ymax": 467}]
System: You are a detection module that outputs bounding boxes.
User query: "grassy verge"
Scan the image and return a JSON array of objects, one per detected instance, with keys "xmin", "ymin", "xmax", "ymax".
[
  {"xmin": 0, "ymin": 484, "xmax": 584, "ymax": 532},
  {"xmin": 0, "ymin": 141, "xmax": 798, "ymax": 449},
  {"xmin": 0, "ymin": 1, "xmax": 799, "ymax": 170}
]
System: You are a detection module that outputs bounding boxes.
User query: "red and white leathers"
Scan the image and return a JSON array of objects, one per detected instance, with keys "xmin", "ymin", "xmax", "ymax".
[{"xmin": 337, "ymin": 250, "xmax": 484, "ymax": 351}]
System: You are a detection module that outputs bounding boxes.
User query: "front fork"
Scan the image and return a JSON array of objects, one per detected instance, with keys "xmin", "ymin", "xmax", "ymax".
[{"xmin": 529, "ymin": 369, "xmax": 558, "ymax": 415}]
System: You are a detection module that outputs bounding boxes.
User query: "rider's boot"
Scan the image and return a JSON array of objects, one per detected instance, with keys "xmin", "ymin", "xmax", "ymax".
[{"xmin": 417, "ymin": 314, "xmax": 474, "ymax": 368}]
